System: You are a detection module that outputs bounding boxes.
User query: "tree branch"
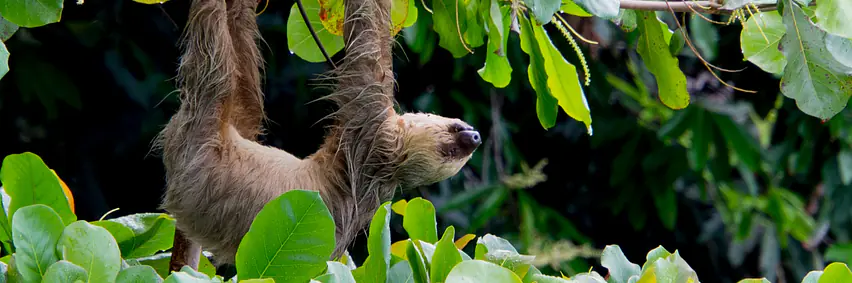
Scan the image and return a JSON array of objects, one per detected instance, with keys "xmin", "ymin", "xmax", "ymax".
[{"xmin": 618, "ymin": 0, "xmax": 786, "ymax": 15}]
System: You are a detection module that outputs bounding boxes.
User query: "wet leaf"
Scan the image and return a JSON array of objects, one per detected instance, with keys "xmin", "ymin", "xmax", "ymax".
[
  {"xmin": 12, "ymin": 205, "xmax": 64, "ymax": 282},
  {"xmin": 445, "ymin": 260, "xmax": 523, "ymax": 283}
]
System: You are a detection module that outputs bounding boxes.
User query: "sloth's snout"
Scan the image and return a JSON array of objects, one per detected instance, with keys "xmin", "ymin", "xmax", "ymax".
[{"xmin": 457, "ymin": 130, "xmax": 481, "ymax": 153}]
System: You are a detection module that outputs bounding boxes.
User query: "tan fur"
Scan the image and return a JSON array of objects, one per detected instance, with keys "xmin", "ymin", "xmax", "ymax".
[{"xmin": 155, "ymin": 0, "xmax": 480, "ymax": 265}]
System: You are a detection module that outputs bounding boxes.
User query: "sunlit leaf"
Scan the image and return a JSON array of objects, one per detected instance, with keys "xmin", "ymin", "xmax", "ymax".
[
  {"xmin": 92, "ymin": 213, "xmax": 176, "ymax": 258},
  {"xmin": 235, "ymin": 190, "xmax": 335, "ymax": 282},
  {"xmin": 116, "ymin": 265, "xmax": 164, "ymax": 283},
  {"xmin": 561, "ymin": 0, "xmax": 591, "ymax": 17},
  {"xmin": 526, "ymin": 0, "xmax": 560, "ymax": 24},
  {"xmin": 392, "ymin": 200, "xmax": 408, "ymax": 216},
  {"xmin": 741, "ymin": 11, "xmax": 787, "ymax": 74},
  {"xmin": 431, "ymin": 226, "xmax": 463, "ymax": 283},
  {"xmin": 57, "ymin": 221, "xmax": 122, "ymax": 283},
  {"xmin": 364, "ymin": 202, "xmax": 392, "ymax": 283},
  {"xmin": 518, "ymin": 15, "xmax": 558, "ymax": 129},
  {"xmin": 12, "ymin": 204, "xmax": 64, "ymax": 282},
  {"xmin": 819, "ymin": 262, "xmax": 852, "ymax": 282},
  {"xmin": 42, "ymin": 260, "xmax": 87, "ymax": 283},
  {"xmin": 432, "ymin": 0, "xmax": 471, "ymax": 58},
  {"xmin": 0, "ymin": 0, "xmax": 63, "ymax": 27},
  {"xmin": 461, "ymin": 0, "xmax": 485, "ymax": 48},
  {"xmin": 636, "ymin": 11, "xmax": 689, "ymax": 109},
  {"xmin": 477, "ymin": 0, "xmax": 513, "ymax": 88},
  {"xmin": 320, "ymin": 261, "xmax": 356, "ymax": 283},
  {"xmin": 571, "ymin": 0, "xmax": 618, "ymax": 19},
  {"xmin": 445, "ymin": 260, "xmax": 523, "ymax": 283},
  {"xmin": 403, "ymin": 197, "xmax": 439, "ymax": 244},
  {"xmin": 815, "ymin": 0, "xmax": 852, "ymax": 39},
  {"xmin": 779, "ymin": 3, "xmax": 852, "ymax": 120},
  {"xmin": 391, "ymin": 0, "xmax": 412, "ymax": 35},
  {"xmin": 317, "ymin": 0, "xmax": 344, "ymax": 36},
  {"xmin": 0, "ymin": 152, "xmax": 76, "ymax": 226},
  {"xmin": 407, "ymin": 239, "xmax": 430, "ymax": 283},
  {"xmin": 286, "ymin": 1, "xmax": 344, "ymax": 63}
]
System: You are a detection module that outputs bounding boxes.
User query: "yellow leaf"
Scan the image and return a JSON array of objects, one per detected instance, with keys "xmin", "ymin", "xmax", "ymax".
[
  {"xmin": 50, "ymin": 169, "xmax": 74, "ymax": 214},
  {"xmin": 454, "ymin": 234, "xmax": 476, "ymax": 250},
  {"xmin": 391, "ymin": 240, "xmax": 409, "ymax": 260},
  {"xmin": 391, "ymin": 199, "xmax": 408, "ymax": 216}
]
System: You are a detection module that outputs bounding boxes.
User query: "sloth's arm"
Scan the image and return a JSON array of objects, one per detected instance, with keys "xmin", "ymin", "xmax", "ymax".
[{"xmin": 225, "ymin": 0, "xmax": 265, "ymax": 140}]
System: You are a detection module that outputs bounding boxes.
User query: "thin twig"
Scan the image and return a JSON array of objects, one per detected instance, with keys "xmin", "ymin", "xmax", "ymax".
[
  {"xmin": 295, "ymin": 0, "xmax": 337, "ymax": 69},
  {"xmin": 619, "ymin": 0, "xmax": 807, "ymax": 14}
]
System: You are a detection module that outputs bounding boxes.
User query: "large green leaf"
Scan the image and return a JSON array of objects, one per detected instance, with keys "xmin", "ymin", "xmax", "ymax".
[
  {"xmin": 461, "ymin": 0, "xmax": 484, "ymax": 48},
  {"xmin": 737, "ymin": 279, "xmax": 770, "ymax": 283},
  {"xmin": 571, "ymin": 0, "xmax": 618, "ymax": 18},
  {"xmin": 11, "ymin": 204, "xmax": 64, "ymax": 282},
  {"xmin": 741, "ymin": 12, "xmax": 787, "ymax": 75},
  {"xmin": 445, "ymin": 260, "xmax": 523, "ymax": 283},
  {"xmin": 820, "ymin": 262, "xmax": 852, "ymax": 282},
  {"xmin": 477, "ymin": 0, "xmax": 512, "ymax": 88},
  {"xmin": 779, "ymin": 3, "xmax": 852, "ymax": 119},
  {"xmin": 0, "ymin": 16, "xmax": 17, "ymax": 41},
  {"xmin": 526, "ymin": 0, "xmax": 560, "ymax": 24},
  {"xmin": 42, "ymin": 260, "xmax": 88, "ymax": 283},
  {"xmin": 518, "ymin": 15, "xmax": 558, "ymax": 129},
  {"xmin": 815, "ymin": 0, "xmax": 852, "ymax": 38},
  {"xmin": 403, "ymin": 198, "xmax": 439, "ymax": 244},
  {"xmin": 600, "ymin": 245, "xmax": 640, "ymax": 283},
  {"xmin": 430, "ymin": 226, "xmax": 462, "ymax": 283},
  {"xmin": 432, "ymin": 0, "xmax": 470, "ymax": 58},
  {"xmin": 116, "ymin": 265, "xmax": 164, "ymax": 283},
  {"xmin": 0, "ymin": 0, "xmax": 63, "ymax": 27},
  {"xmin": 235, "ymin": 190, "xmax": 335, "ymax": 282},
  {"xmin": 532, "ymin": 14, "xmax": 593, "ymax": 134},
  {"xmin": 92, "ymin": 213, "xmax": 176, "ymax": 258},
  {"xmin": 636, "ymin": 11, "xmax": 689, "ymax": 110},
  {"xmin": 363, "ymin": 202, "xmax": 392, "ymax": 283},
  {"xmin": 57, "ymin": 221, "xmax": 122, "ymax": 283},
  {"xmin": 407, "ymin": 239, "xmax": 430, "ymax": 283},
  {"xmin": 0, "ymin": 152, "xmax": 76, "ymax": 225},
  {"xmin": 286, "ymin": 1, "xmax": 344, "ymax": 63}
]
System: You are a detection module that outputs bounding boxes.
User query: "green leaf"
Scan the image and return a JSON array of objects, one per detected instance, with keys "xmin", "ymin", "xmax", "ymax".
[
  {"xmin": 652, "ymin": 185, "xmax": 677, "ymax": 230},
  {"xmin": 532, "ymin": 15, "xmax": 593, "ymax": 134},
  {"xmin": 389, "ymin": 260, "xmax": 414, "ymax": 283},
  {"xmin": 737, "ymin": 279, "xmax": 770, "ymax": 283},
  {"xmin": 235, "ymin": 190, "xmax": 335, "ymax": 282},
  {"xmin": 0, "ymin": 16, "xmax": 17, "ymax": 41},
  {"xmin": 320, "ymin": 261, "xmax": 356, "ymax": 283},
  {"xmin": 636, "ymin": 11, "xmax": 690, "ymax": 110},
  {"xmin": 445, "ymin": 260, "xmax": 523, "ymax": 283},
  {"xmin": 650, "ymin": 251, "xmax": 698, "ymax": 283},
  {"xmin": 561, "ymin": 0, "xmax": 592, "ymax": 17},
  {"xmin": 403, "ymin": 198, "xmax": 439, "ymax": 244},
  {"xmin": 11, "ymin": 204, "xmax": 64, "ymax": 283},
  {"xmin": 518, "ymin": 15, "xmax": 558, "ymax": 129},
  {"xmin": 116, "ymin": 265, "xmax": 163, "ymax": 283},
  {"xmin": 689, "ymin": 108, "xmax": 710, "ymax": 170},
  {"xmin": 391, "ymin": 0, "xmax": 413, "ymax": 34},
  {"xmin": 92, "ymin": 213, "xmax": 176, "ymax": 258},
  {"xmin": 815, "ymin": 0, "xmax": 852, "ymax": 38},
  {"xmin": 826, "ymin": 34, "xmax": 852, "ymax": 69},
  {"xmin": 430, "ymin": 226, "xmax": 462, "ymax": 283},
  {"xmin": 600, "ymin": 245, "xmax": 640, "ymax": 283},
  {"xmin": 721, "ymin": 0, "xmax": 775, "ymax": 9},
  {"xmin": 407, "ymin": 239, "xmax": 430, "ymax": 283},
  {"xmin": 286, "ymin": 1, "xmax": 344, "ymax": 63},
  {"xmin": 643, "ymin": 245, "xmax": 671, "ymax": 270},
  {"xmin": 689, "ymin": 13, "xmax": 718, "ymax": 61},
  {"xmin": 461, "ymin": 0, "xmax": 484, "ymax": 48},
  {"xmin": 0, "ymin": 152, "xmax": 76, "ymax": 225},
  {"xmin": 779, "ymin": 3, "xmax": 852, "ymax": 120},
  {"xmin": 826, "ymin": 243, "xmax": 852, "ymax": 263},
  {"xmin": 741, "ymin": 12, "xmax": 787, "ymax": 74},
  {"xmin": 57, "ymin": 221, "xmax": 122, "ymax": 283},
  {"xmin": 820, "ymin": 262, "xmax": 852, "ymax": 283},
  {"xmin": 42, "ymin": 260, "xmax": 88, "ymax": 283},
  {"xmin": 0, "ymin": 0, "xmax": 63, "ymax": 27},
  {"xmin": 163, "ymin": 266, "xmax": 214, "ymax": 283},
  {"xmin": 364, "ymin": 201, "xmax": 392, "ymax": 283},
  {"xmin": 526, "ymin": 0, "xmax": 560, "ymax": 24},
  {"xmin": 0, "ymin": 40, "xmax": 7, "ymax": 80},
  {"xmin": 392, "ymin": 200, "xmax": 408, "ymax": 216},
  {"xmin": 669, "ymin": 27, "xmax": 685, "ymax": 56},
  {"xmin": 404, "ymin": 0, "xmax": 418, "ymax": 27},
  {"xmin": 126, "ymin": 252, "xmax": 215, "ymax": 279},
  {"xmin": 802, "ymin": 271, "xmax": 823, "ymax": 283},
  {"xmin": 477, "ymin": 0, "xmax": 513, "ymax": 88},
  {"xmin": 432, "ymin": 0, "xmax": 471, "ymax": 58},
  {"xmin": 712, "ymin": 113, "xmax": 761, "ymax": 171},
  {"xmin": 571, "ymin": 0, "xmax": 618, "ymax": 19}
]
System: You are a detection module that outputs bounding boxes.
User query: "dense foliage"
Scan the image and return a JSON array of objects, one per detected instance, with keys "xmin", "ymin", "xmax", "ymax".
[{"xmin": 1, "ymin": 151, "xmax": 851, "ymax": 283}]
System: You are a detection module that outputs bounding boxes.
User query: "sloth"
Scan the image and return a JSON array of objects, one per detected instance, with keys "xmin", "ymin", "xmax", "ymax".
[{"xmin": 154, "ymin": 0, "xmax": 481, "ymax": 268}]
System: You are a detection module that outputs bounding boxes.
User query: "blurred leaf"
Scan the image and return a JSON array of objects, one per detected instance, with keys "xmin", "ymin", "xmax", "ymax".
[
  {"xmin": 668, "ymin": 27, "xmax": 685, "ymax": 56},
  {"xmin": 826, "ymin": 34, "xmax": 852, "ymax": 69},
  {"xmin": 461, "ymin": 0, "xmax": 484, "ymax": 48},
  {"xmin": 431, "ymin": 226, "xmax": 462, "ymax": 283},
  {"xmin": 0, "ymin": 0, "xmax": 63, "ymax": 27},
  {"xmin": 814, "ymin": 0, "xmax": 852, "ymax": 39},
  {"xmin": 825, "ymin": 244, "xmax": 852, "ymax": 263},
  {"xmin": 0, "ymin": 16, "xmax": 17, "ymax": 41},
  {"xmin": 651, "ymin": 251, "xmax": 699, "ymax": 283},
  {"xmin": 235, "ymin": 190, "xmax": 335, "ymax": 282},
  {"xmin": 658, "ymin": 107, "xmax": 694, "ymax": 139},
  {"xmin": 652, "ymin": 185, "xmax": 677, "ymax": 231},
  {"xmin": 721, "ymin": 0, "xmax": 775, "ymax": 9},
  {"xmin": 601, "ymin": 245, "xmax": 640, "ymax": 283},
  {"xmin": 470, "ymin": 187, "xmax": 509, "ymax": 230},
  {"xmin": 526, "ymin": 0, "xmax": 560, "ymax": 24},
  {"xmin": 0, "ymin": 152, "xmax": 76, "ymax": 226},
  {"xmin": 478, "ymin": 0, "xmax": 512, "ymax": 88},
  {"xmin": 532, "ymin": 16, "xmax": 593, "ymax": 133},
  {"xmin": 689, "ymin": 13, "xmax": 718, "ymax": 61},
  {"xmin": 617, "ymin": 9, "xmax": 638, "ymax": 32},
  {"xmin": 689, "ymin": 108, "xmax": 711, "ymax": 170},
  {"xmin": 12, "ymin": 204, "xmax": 64, "ymax": 282},
  {"xmin": 636, "ymin": 11, "xmax": 690, "ymax": 109},
  {"xmin": 571, "ymin": 0, "xmax": 618, "ymax": 18},
  {"xmin": 364, "ymin": 202, "xmax": 392, "ymax": 283},
  {"xmin": 819, "ymin": 262, "xmax": 852, "ymax": 282},
  {"xmin": 445, "ymin": 260, "xmax": 523, "ymax": 283},
  {"xmin": 518, "ymin": 14, "xmax": 558, "ymax": 129},
  {"xmin": 57, "ymin": 221, "xmax": 122, "ymax": 283},
  {"xmin": 403, "ymin": 3, "xmax": 436, "ymax": 63},
  {"xmin": 286, "ymin": 1, "xmax": 344, "ymax": 63},
  {"xmin": 403, "ymin": 198, "xmax": 439, "ymax": 244},
  {"xmin": 13, "ymin": 54, "xmax": 83, "ymax": 118},
  {"xmin": 779, "ymin": 3, "xmax": 852, "ymax": 120},
  {"xmin": 42, "ymin": 260, "xmax": 88, "ymax": 283},
  {"xmin": 432, "ymin": 0, "xmax": 470, "ymax": 58},
  {"xmin": 712, "ymin": 113, "xmax": 761, "ymax": 171}
]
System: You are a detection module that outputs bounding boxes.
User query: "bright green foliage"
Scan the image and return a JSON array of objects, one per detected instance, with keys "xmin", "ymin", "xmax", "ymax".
[
  {"xmin": 740, "ymin": 11, "xmax": 787, "ymax": 74},
  {"xmin": 826, "ymin": 35, "xmax": 852, "ymax": 69},
  {"xmin": 286, "ymin": 0, "xmax": 344, "ymax": 63},
  {"xmin": 526, "ymin": 0, "xmax": 561, "ymax": 24},
  {"xmin": 814, "ymin": 0, "xmax": 852, "ymax": 38},
  {"xmin": 518, "ymin": 15, "xmax": 559, "ymax": 130},
  {"xmin": 818, "ymin": 262, "xmax": 852, "ymax": 282},
  {"xmin": 600, "ymin": 245, "xmax": 640, "ymax": 283},
  {"xmin": 57, "ymin": 221, "xmax": 122, "ymax": 283},
  {"xmin": 403, "ymin": 198, "xmax": 439, "ymax": 244},
  {"xmin": 116, "ymin": 265, "xmax": 164, "ymax": 283},
  {"xmin": 635, "ymin": 11, "xmax": 689, "ymax": 110},
  {"xmin": 42, "ymin": 260, "xmax": 88, "ymax": 283},
  {"xmin": 0, "ymin": 152, "xmax": 76, "ymax": 226},
  {"xmin": 737, "ymin": 279, "xmax": 771, "ymax": 283},
  {"xmin": 235, "ymin": 190, "xmax": 335, "ymax": 282},
  {"xmin": 11, "ymin": 204, "xmax": 63, "ymax": 282},
  {"xmin": 430, "ymin": 226, "xmax": 462, "ymax": 283},
  {"xmin": 571, "ymin": 0, "xmax": 619, "ymax": 19},
  {"xmin": 432, "ymin": 0, "xmax": 471, "ymax": 58},
  {"xmin": 92, "ymin": 213, "xmax": 176, "ymax": 258},
  {"xmin": 446, "ymin": 260, "xmax": 523, "ymax": 282},
  {"xmin": 364, "ymin": 202, "xmax": 392, "ymax": 283},
  {"xmin": 477, "ymin": 0, "xmax": 512, "ymax": 88},
  {"xmin": 0, "ymin": 0, "xmax": 63, "ymax": 28},
  {"xmin": 779, "ymin": 2, "xmax": 852, "ymax": 120}
]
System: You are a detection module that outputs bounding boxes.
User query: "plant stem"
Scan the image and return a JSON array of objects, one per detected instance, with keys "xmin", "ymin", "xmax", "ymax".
[{"xmin": 618, "ymin": 0, "xmax": 797, "ymax": 14}]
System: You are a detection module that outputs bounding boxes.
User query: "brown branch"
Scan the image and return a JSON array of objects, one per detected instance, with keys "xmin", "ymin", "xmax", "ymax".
[{"xmin": 619, "ymin": 0, "xmax": 794, "ymax": 14}]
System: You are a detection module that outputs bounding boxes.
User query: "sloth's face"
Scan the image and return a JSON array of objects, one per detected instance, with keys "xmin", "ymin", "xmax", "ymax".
[{"xmin": 393, "ymin": 113, "xmax": 481, "ymax": 188}]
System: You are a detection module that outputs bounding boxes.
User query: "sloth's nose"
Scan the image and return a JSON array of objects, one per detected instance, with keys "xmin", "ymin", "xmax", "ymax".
[{"xmin": 458, "ymin": 130, "xmax": 481, "ymax": 152}]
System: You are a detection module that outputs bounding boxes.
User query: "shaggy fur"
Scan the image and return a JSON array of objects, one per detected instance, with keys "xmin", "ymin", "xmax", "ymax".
[{"xmin": 155, "ymin": 0, "xmax": 481, "ymax": 266}]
